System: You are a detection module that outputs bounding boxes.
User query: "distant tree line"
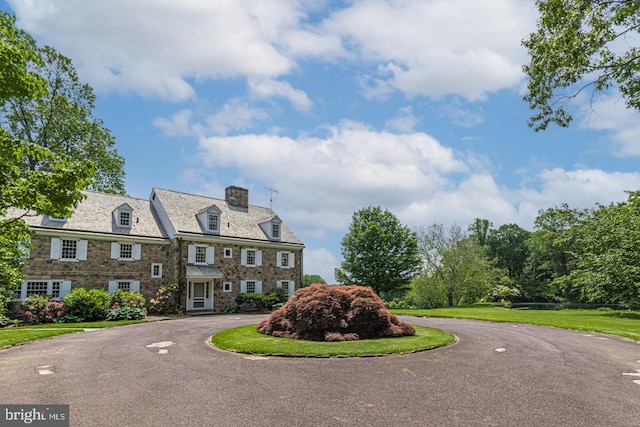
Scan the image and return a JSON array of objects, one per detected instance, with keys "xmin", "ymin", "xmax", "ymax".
[
  {"xmin": 410, "ymin": 192, "xmax": 640, "ymax": 309},
  {"xmin": 333, "ymin": 193, "xmax": 640, "ymax": 310}
]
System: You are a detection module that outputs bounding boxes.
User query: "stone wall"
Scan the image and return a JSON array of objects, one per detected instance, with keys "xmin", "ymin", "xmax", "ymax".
[
  {"xmin": 176, "ymin": 239, "xmax": 302, "ymax": 311},
  {"xmin": 24, "ymin": 235, "xmax": 171, "ymax": 301}
]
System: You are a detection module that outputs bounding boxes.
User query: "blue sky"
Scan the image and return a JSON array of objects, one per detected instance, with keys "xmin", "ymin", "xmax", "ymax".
[{"xmin": 5, "ymin": 0, "xmax": 640, "ymax": 284}]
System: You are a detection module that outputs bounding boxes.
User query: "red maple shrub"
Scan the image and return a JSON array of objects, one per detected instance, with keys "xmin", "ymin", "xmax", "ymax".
[{"xmin": 256, "ymin": 284, "xmax": 415, "ymax": 341}]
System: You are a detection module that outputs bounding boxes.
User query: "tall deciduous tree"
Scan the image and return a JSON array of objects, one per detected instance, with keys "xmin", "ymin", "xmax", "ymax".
[
  {"xmin": 0, "ymin": 12, "xmax": 94, "ymax": 313},
  {"xmin": 569, "ymin": 192, "xmax": 640, "ymax": 306},
  {"xmin": 523, "ymin": 0, "xmax": 640, "ymax": 130},
  {"xmin": 415, "ymin": 223, "xmax": 498, "ymax": 307},
  {"xmin": 1, "ymin": 45, "xmax": 125, "ymax": 194},
  {"xmin": 335, "ymin": 206, "xmax": 421, "ymax": 295},
  {"xmin": 487, "ymin": 223, "xmax": 531, "ymax": 283}
]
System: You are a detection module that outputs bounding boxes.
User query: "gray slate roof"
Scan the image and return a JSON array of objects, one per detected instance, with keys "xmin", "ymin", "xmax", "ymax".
[
  {"xmin": 151, "ymin": 188, "xmax": 303, "ymax": 245},
  {"xmin": 6, "ymin": 191, "xmax": 168, "ymax": 239}
]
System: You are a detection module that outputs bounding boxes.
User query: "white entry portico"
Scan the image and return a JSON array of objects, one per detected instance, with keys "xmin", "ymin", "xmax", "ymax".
[{"xmin": 185, "ymin": 266, "xmax": 223, "ymax": 311}]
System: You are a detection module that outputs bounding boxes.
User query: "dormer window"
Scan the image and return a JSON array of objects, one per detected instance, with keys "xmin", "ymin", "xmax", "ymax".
[
  {"xmin": 259, "ymin": 216, "xmax": 282, "ymax": 240},
  {"xmin": 114, "ymin": 204, "xmax": 133, "ymax": 229},
  {"xmin": 208, "ymin": 212, "xmax": 219, "ymax": 232},
  {"xmin": 119, "ymin": 210, "xmax": 131, "ymax": 227},
  {"xmin": 272, "ymin": 222, "xmax": 280, "ymax": 239},
  {"xmin": 197, "ymin": 205, "xmax": 221, "ymax": 234}
]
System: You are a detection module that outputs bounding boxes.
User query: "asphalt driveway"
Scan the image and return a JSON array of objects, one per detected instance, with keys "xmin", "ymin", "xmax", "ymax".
[{"xmin": 0, "ymin": 315, "xmax": 639, "ymax": 426}]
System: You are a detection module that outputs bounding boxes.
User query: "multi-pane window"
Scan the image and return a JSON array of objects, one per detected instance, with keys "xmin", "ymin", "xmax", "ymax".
[
  {"xmin": 245, "ymin": 281, "xmax": 256, "ymax": 293},
  {"xmin": 151, "ymin": 263, "xmax": 162, "ymax": 278},
  {"xmin": 119, "ymin": 211, "xmax": 131, "ymax": 227},
  {"xmin": 246, "ymin": 250, "xmax": 256, "ymax": 266},
  {"xmin": 208, "ymin": 213, "xmax": 219, "ymax": 231},
  {"xmin": 281, "ymin": 252, "xmax": 290, "ymax": 267},
  {"xmin": 117, "ymin": 281, "xmax": 131, "ymax": 291},
  {"xmin": 61, "ymin": 239, "xmax": 77, "ymax": 260},
  {"xmin": 120, "ymin": 243, "xmax": 133, "ymax": 259},
  {"xmin": 19, "ymin": 281, "xmax": 62, "ymax": 299},
  {"xmin": 272, "ymin": 223, "xmax": 280, "ymax": 238},
  {"xmin": 195, "ymin": 246, "xmax": 207, "ymax": 264},
  {"xmin": 280, "ymin": 281, "xmax": 290, "ymax": 294}
]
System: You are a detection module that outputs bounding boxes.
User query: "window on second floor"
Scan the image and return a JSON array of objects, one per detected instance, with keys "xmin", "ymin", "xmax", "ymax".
[
  {"xmin": 50, "ymin": 238, "xmax": 87, "ymax": 262},
  {"xmin": 241, "ymin": 248, "xmax": 262, "ymax": 267},
  {"xmin": 110, "ymin": 242, "xmax": 141, "ymax": 261},
  {"xmin": 188, "ymin": 244, "xmax": 214, "ymax": 265}
]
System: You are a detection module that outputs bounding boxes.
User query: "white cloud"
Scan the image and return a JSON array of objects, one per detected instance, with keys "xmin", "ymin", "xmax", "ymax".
[
  {"xmin": 320, "ymin": 0, "xmax": 535, "ymax": 100},
  {"xmin": 10, "ymin": 0, "xmax": 536, "ymax": 103},
  {"xmin": 303, "ymin": 248, "xmax": 339, "ymax": 284},
  {"xmin": 385, "ymin": 106, "xmax": 418, "ymax": 132},
  {"xmin": 438, "ymin": 99, "xmax": 485, "ymax": 127},
  {"xmin": 248, "ymin": 78, "xmax": 313, "ymax": 112},
  {"xmin": 10, "ymin": 0, "xmax": 299, "ymax": 101}
]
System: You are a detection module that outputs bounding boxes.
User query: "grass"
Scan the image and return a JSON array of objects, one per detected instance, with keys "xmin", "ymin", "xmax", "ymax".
[
  {"xmin": 389, "ymin": 305, "xmax": 640, "ymax": 342},
  {"xmin": 211, "ymin": 324, "xmax": 456, "ymax": 357},
  {"xmin": 0, "ymin": 319, "xmax": 147, "ymax": 348}
]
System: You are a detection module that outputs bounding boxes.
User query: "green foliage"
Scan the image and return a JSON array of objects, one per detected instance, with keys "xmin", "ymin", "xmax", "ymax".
[
  {"xmin": 21, "ymin": 295, "xmax": 66, "ymax": 324},
  {"xmin": 0, "ymin": 45, "xmax": 125, "ymax": 194},
  {"xmin": 235, "ymin": 292, "xmax": 281, "ymax": 312},
  {"xmin": 487, "ymin": 224, "xmax": 531, "ymax": 282},
  {"xmin": 0, "ymin": 12, "xmax": 46, "ymax": 102},
  {"xmin": 569, "ymin": 191, "xmax": 640, "ymax": 306},
  {"xmin": 220, "ymin": 304, "xmax": 237, "ymax": 314},
  {"xmin": 336, "ymin": 206, "xmax": 421, "ymax": 295},
  {"xmin": 0, "ymin": 14, "xmax": 96, "ymax": 312},
  {"xmin": 149, "ymin": 284, "xmax": 179, "ymax": 315},
  {"xmin": 106, "ymin": 306, "xmax": 146, "ymax": 321},
  {"xmin": 110, "ymin": 290, "xmax": 146, "ymax": 309},
  {"xmin": 416, "ymin": 223, "xmax": 499, "ymax": 307},
  {"xmin": 523, "ymin": 0, "xmax": 640, "ymax": 130},
  {"xmin": 303, "ymin": 274, "xmax": 327, "ymax": 287},
  {"xmin": 63, "ymin": 288, "xmax": 110, "ymax": 321}
]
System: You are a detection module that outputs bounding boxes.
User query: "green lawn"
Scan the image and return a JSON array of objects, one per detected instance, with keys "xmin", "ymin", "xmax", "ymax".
[
  {"xmin": 0, "ymin": 319, "xmax": 147, "ymax": 348},
  {"xmin": 390, "ymin": 305, "xmax": 640, "ymax": 342},
  {"xmin": 212, "ymin": 324, "xmax": 455, "ymax": 357}
]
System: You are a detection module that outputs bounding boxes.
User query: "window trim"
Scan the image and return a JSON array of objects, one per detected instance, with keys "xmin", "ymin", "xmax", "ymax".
[
  {"xmin": 223, "ymin": 282, "xmax": 232, "ymax": 293},
  {"xmin": 224, "ymin": 248, "xmax": 233, "ymax": 258},
  {"xmin": 15, "ymin": 280, "xmax": 71, "ymax": 301},
  {"xmin": 151, "ymin": 263, "xmax": 163, "ymax": 278}
]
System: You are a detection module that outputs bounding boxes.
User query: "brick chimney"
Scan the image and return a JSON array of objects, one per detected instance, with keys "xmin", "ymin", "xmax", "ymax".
[{"xmin": 225, "ymin": 186, "xmax": 249, "ymax": 209}]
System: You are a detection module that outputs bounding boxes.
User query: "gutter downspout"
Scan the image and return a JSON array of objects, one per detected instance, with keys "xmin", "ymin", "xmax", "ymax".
[{"xmin": 177, "ymin": 237, "xmax": 183, "ymax": 310}]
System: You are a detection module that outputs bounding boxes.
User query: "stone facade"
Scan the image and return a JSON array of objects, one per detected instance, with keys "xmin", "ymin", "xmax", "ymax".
[
  {"xmin": 11, "ymin": 186, "xmax": 305, "ymax": 313},
  {"xmin": 24, "ymin": 235, "xmax": 170, "ymax": 301}
]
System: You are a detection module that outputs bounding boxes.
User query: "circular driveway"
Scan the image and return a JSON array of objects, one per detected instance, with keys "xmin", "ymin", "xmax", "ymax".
[{"xmin": 0, "ymin": 315, "xmax": 639, "ymax": 426}]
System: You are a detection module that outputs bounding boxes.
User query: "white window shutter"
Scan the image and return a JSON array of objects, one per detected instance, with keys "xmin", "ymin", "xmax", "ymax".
[
  {"xmin": 77, "ymin": 240, "xmax": 88, "ymax": 261},
  {"xmin": 206, "ymin": 246, "xmax": 215, "ymax": 264},
  {"xmin": 276, "ymin": 252, "xmax": 282, "ymax": 267},
  {"xmin": 19, "ymin": 282, "xmax": 27, "ymax": 300},
  {"xmin": 289, "ymin": 281, "xmax": 295, "ymax": 297},
  {"xmin": 130, "ymin": 281, "xmax": 140, "ymax": 293},
  {"xmin": 50, "ymin": 238, "xmax": 61, "ymax": 259},
  {"xmin": 111, "ymin": 242, "xmax": 119, "ymax": 259},
  {"xmin": 255, "ymin": 281, "xmax": 262, "ymax": 294},
  {"xmin": 240, "ymin": 281, "xmax": 247, "ymax": 293},
  {"xmin": 108, "ymin": 281, "xmax": 118, "ymax": 295},
  {"xmin": 188, "ymin": 245, "xmax": 196, "ymax": 263},
  {"xmin": 289, "ymin": 252, "xmax": 295, "ymax": 266},
  {"xmin": 241, "ymin": 248, "xmax": 247, "ymax": 266},
  {"xmin": 60, "ymin": 281, "xmax": 72, "ymax": 298},
  {"xmin": 256, "ymin": 250, "xmax": 262, "ymax": 267},
  {"xmin": 132, "ymin": 244, "xmax": 142, "ymax": 260}
]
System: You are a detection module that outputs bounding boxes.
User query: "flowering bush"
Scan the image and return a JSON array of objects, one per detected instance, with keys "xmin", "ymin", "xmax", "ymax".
[
  {"xmin": 149, "ymin": 284, "xmax": 179, "ymax": 315},
  {"xmin": 21, "ymin": 295, "xmax": 66, "ymax": 324},
  {"xmin": 490, "ymin": 284, "xmax": 521, "ymax": 303},
  {"xmin": 110, "ymin": 290, "xmax": 146, "ymax": 309},
  {"xmin": 106, "ymin": 305, "xmax": 146, "ymax": 321}
]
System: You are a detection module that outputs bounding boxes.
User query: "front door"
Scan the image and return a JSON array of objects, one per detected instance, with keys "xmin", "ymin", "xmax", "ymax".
[{"xmin": 188, "ymin": 281, "xmax": 212, "ymax": 310}]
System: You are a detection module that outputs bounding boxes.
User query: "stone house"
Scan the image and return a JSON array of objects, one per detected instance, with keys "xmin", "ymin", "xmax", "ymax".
[{"xmin": 8, "ymin": 186, "xmax": 304, "ymax": 312}]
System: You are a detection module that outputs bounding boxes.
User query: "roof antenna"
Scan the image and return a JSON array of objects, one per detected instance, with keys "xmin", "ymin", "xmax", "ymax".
[{"xmin": 265, "ymin": 186, "xmax": 279, "ymax": 209}]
